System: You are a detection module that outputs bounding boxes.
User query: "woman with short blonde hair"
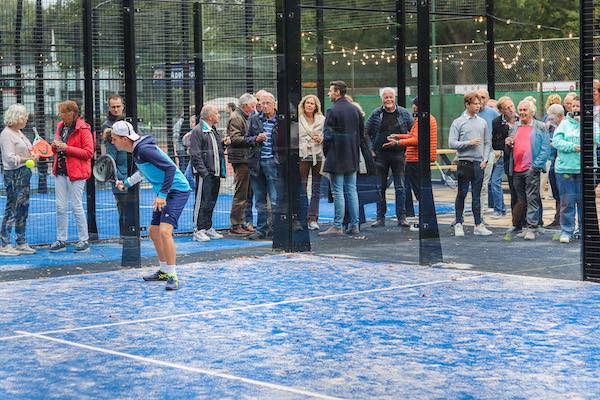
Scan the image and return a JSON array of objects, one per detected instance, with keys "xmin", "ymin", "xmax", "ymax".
[
  {"xmin": 0, "ymin": 104, "xmax": 38, "ymax": 255},
  {"xmin": 298, "ymin": 94, "xmax": 325, "ymax": 230}
]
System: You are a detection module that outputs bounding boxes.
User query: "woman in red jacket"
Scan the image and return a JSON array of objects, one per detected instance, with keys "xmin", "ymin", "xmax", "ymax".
[{"xmin": 49, "ymin": 100, "xmax": 94, "ymax": 253}]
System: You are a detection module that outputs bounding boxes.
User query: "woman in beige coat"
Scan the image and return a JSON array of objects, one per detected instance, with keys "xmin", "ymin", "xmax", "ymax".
[{"xmin": 298, "ymin": 94, "xmax": 325, "ymax": 230}]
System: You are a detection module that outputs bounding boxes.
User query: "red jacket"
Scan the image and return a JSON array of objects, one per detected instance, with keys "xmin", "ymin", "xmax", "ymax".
[
  {"xmin": 52, "ymin": 118, "xmax": 94, "ymax": 181},
  {"xmin": 399, "ymin": 116, "xmax": 437, "ymax": 163}
]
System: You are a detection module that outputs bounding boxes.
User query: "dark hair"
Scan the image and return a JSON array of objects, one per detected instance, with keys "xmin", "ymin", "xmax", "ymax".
[
  {"xmin": 411, "ymin": 97, "xmax": 419, "ymax": 107},
  {"xmin": 227, "ymin": 102, "xmax": 236, "ymax": 112},
  {"xmin": 329, "ymin": 80, "xmax": 347, "ymax": 97},
  {"xmin": 107, "ymin": 94, "xmax": 123, "ymax": 104}
]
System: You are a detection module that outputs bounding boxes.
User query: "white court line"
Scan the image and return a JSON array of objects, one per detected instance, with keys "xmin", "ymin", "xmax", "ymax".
[
  {"xmin": 1, "ymin": 275, "xmax": 482, "ymax": 341},
  {"xmin": 16, "ymin": 331, "xmax": 343, "ymax": 400}
]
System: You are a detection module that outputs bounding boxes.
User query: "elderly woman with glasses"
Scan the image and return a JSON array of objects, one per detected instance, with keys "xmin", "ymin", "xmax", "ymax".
[{"xmin": 0, "ymin": 104, "xmax": 38, "ymax": 255}]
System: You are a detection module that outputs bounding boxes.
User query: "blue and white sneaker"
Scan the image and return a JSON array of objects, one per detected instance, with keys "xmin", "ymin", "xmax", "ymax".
[
  {"xmin": 165, "ymin": 274, "xmax": 179, "ymax": 291},
  {"xmin": 49, "ymin": 240, "xmax": 67, "ymax": 252}
]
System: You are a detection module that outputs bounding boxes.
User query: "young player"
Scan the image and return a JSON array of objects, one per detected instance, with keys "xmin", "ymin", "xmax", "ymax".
[{"xmin": 111, "ymin": 120, "xmax": 191, "ymax": 290}]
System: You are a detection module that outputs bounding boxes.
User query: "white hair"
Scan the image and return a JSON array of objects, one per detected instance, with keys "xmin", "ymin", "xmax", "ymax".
[
  {"xmin": 260, "ymin": 91, "xmax": 275, "ymax": 102},
  {"xmin": 200, "ymin": 104, "xmax": 219, "ymax": 120},
  {"xmin": 518, "ymin": 99, "xmax": 537, "ymax": 114},
  {"xmin": 380, "ymin": 87, "xmax": 396, "ymax": 99},
  {"xmin": 547, "ymin": 103, "xmax": 565, "ymax": 118},
  {"xmin": 4, "ymin": 104, "xmax": 28, "ymax": 127},
  {"xmin": 239, "ymin": 93, "xmax": 257, "ymax": 107}
]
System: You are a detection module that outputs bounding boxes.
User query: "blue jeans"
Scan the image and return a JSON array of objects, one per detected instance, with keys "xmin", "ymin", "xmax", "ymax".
[
  {"xmin": 251, "ymin": 158, "xmax": 279, "ymax": 235},
  {"xmin": 556, "ymin": 172, "xmax": 581, "ymax": 238},
  {"xmin": 490, "ymin": 156, "xmax": 506, "ymax": 213},
  {"xmin": 330, "ymin": 172, "xmax": 359, "ymax": 228},
  {"xmin": 455, "ymin": 161, "xmax": 484, "ymax": 225}
]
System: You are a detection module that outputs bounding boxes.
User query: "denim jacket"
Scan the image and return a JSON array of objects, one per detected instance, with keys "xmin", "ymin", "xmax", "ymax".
[{"xmin": 507, "ymin": 119, "xmax": 551, "ymax": 175}]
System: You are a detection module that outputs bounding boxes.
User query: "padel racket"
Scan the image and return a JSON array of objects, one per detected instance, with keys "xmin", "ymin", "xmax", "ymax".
[
  {"xmin": 93, "ymin": 154, "xmax": 118, "ymax": 183},
  {"xmin": 31, "ymin": 129, "xmax": 54, "ymax": 158}
]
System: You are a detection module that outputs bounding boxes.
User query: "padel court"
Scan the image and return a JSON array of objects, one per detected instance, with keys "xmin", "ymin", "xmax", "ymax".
[{"xmin": 0, "ymin": 254, "xmax": 598, "ymax": 399}]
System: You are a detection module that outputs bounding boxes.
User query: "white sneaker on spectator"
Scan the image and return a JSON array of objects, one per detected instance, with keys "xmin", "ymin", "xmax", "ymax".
[
  {"xmin": 15, "ymin": 243, "xmax": 36, "ymax": 254},
  {"xmin": 516, "ymin": 230, "xmax": 528, "ymax": 238},
  {"xmin": 474, "ymin": 224, "xmax": 493, "ymax": 236},
  {"xmin": 193, "ymin": 230, "xmax": 210, "ymax": 242},
  {"xmin": 490, "ymin": 211, "xmax": 505, "ymax": 219},
  {"xmin": 205, "ymin": 227, "xmax": 223, "ymax": 239},
  {"xmin": 559, "ymin": 234, "xmax": 570, "ymax": 243},
  {"xmin": 524, "ymin": 230, "xmax": 536, "ymax": 240},
  {"xmin": 454, "ymin": 223, "xmax": 465, "ymax": 237},
  {"xmin": 0, "ymin": 245, "xmax": 21, "ymax": 256},
  {"xmin": 308, "ymin": 221, "xmax": 320, "ymax": 230},
  {"xmin": 410, "ymin": 223, "xmax": 420, "ymax": 232}
]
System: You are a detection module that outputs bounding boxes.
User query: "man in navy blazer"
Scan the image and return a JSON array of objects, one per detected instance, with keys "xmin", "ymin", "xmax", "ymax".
[{"xmin": 320, "ymin": 80, "xmax": 363, "ymax": 236}]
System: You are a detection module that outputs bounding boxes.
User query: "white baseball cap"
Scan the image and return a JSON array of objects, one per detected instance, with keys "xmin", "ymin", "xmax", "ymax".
[{"xmin": 111, "ymin": 120, "xmax": 140, "ymax": 141}]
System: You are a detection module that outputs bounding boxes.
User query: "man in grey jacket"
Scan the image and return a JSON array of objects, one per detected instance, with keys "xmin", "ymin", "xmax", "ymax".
[{"xmin": 448, "ymin": 92, "xmax": 493, "ymax": 237}]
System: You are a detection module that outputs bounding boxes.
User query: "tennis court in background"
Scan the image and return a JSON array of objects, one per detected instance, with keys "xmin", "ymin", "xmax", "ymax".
[{"xmin": 0, "ymin": 254, "xmax": 598, "ymax": 399}]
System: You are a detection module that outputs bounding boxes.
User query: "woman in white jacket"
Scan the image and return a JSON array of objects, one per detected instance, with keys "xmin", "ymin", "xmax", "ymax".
[{"xmin": 298, "ymin": 94, "xmax": 325, "ymax": 230}]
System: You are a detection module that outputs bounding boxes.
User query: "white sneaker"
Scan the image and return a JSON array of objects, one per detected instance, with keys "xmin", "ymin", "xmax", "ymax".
[
  {"xmin": 205, "ymin": 227, "xmax": 223, "ymax": 239},
  {"xmin": 193, "ymin": 230, "xmax": 210, "ymax": 242},
  {"xmin": 14, "ymin": 244, "xmax": 36, "ymax": 254},
  {"xmin": 559, "ymin": 234, "xmax": 570, "ymax": 243},
  {"xmin": 308, "ymin": 221, "xmax": 320, "ymax": 230},
  {"xmin": 454, "ymin": 223, "xmax": 465, "ymax": 237},
  {"xmin": 474, "ymin": 224, "xmax": 493, "ymax": 236},
  {"xmin": 524, "ymin": 230, "xmax": 536, "ymax": 240},
  {"xmin": 410, "ymin": 223, "xmax": 420, "ymax": 232},
  {"xmin": 0, "ymin": 245, "xmax": 21, "ymax": 256}
]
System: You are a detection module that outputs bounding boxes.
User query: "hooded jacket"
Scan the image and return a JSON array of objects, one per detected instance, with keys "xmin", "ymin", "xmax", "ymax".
[
  {"xmin": 552, "ymin": 115, "xmax": 581, "ymax": 174},
  {"xmin": 124, "ymin": 135, "xmax": 191, "ymax": 198},
  {"xmin": 52, "ymin": 118, "xmax": 94, "ymax": 181}
]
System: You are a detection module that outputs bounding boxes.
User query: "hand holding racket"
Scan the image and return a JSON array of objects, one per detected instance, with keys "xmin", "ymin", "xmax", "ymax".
[
  {"xmin": 93, "ymin": 154, "xmax": 118, "ymax": 183},
  {"xmin": 31, "ymin": 131, "xmax": 54, "ymax": 158}
]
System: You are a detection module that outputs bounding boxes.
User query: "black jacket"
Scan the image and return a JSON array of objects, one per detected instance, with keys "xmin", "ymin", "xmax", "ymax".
[
  {"xmin": 189, "ymin": 122, "xmax": 226, "ymax": 178},
  {"xmin": 322, "ymin": 97, "xmax": 363, "ymax": 174},
  {"xmin": 491, "ymin": 114, "xmax": 512, "ymax": 151},
  {"xmin": 245, "ymin": 112, "xmax": 282, "ymax": 176}
]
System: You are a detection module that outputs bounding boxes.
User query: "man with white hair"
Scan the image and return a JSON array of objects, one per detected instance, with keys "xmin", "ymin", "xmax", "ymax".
[
  {"xmin": 246, "ymin": 91, "xmax": 278, "ymax": 240},
  {"xmin": 189, "ymin": 104, "xmax": 230, "ymax": 242},
  {"xmin": 365, "ymin": 87, "xmax": 414, "ymax": 227},
  {"xmin": 227, "ymin": 93, "xmax": 257, "ymax": 235},
  {"xmin": 505, "ymin": 99, "xmax": 550, "ymax": 240}
]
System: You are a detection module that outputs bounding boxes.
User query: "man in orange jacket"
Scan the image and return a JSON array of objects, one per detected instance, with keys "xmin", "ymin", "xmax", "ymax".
[{"xmin": 383, "ymin": 97, "xmax": 437, "ymax": 220}]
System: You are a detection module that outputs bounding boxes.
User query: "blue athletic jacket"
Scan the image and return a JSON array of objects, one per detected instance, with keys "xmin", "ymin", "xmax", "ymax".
[{"xmin": 124, "ymin": 135, "xmax": 191, "ymax": 198}]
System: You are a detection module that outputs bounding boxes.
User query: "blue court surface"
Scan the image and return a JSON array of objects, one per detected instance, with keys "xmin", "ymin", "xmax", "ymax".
[{"xmin": 0, "ymin": 254, "xmax": 598, "ymax": 399}]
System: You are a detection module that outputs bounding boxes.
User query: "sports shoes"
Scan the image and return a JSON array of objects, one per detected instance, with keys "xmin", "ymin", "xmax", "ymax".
[
  {"xmin": 345, "ymin": 226, "xmax": 360, "ymax": 235},
  {"xmin": 143, "ymin": 270, "xmax": 168, "ymax": 281},
  {"xmin": 474, "ymin": 224, "xmax": 493, "ymax": 236},
  {"xmin": 193, "ymin": 230, "xmax": 210, "ymax": 242},
  {"xmin": 15, "ymin": 244, "xmax": 36, "ymax": 254},
  {"xmin": 490, "ymin": 211, "xmax": 505, "ymax": 219},
  {"xmin": 165, "ymin": 274, "xmax": 179, "ymax": 291},
  {"xmin": 205, "ymin": 227, "xmax": 223, "ymax": 239},
  {"xmin": 454, "ymin": 223, "xmax": 465, "ymax": 237},
  {"xmin": 308, "ymin": 221, "xmax": 320, "ymax": 230},
  {"xmin": 559, "ymin": 234, "xmax": 570, "ymax": 243},
  {"xmin": 247, "ymin": 231, "xmax": 267, "ymax": 240},
  {"xmin": 49, "ymin": 240, "xmax": 67, "ymax": 252},
  {"xmin": 318, "ymin": 226, "xmax": 344, "ymax": 236},
  {"xmin": 397, "ymin": 218, "xmax": 410, "ymax": 227},
  {"xmin": 371, "ymin": 219, "xmax": 385, "ymax": 228},
  {"xmin": 0, "ymin": 245, "xmax": 21, "ymax": 256},
  {"xmin": 74, "ymin": 241, "xmax": 90, "ymax": 253},
  {"xmin": 229, "ymin": 225, "xmax": 250, "ymax": 235},
  {"xmin": 524, "ymin": 230, "xmax": 536, "ymax": 240},
  {"xmin": 410, "ymin": 223, "xmax": 420, "ymax": 232}
]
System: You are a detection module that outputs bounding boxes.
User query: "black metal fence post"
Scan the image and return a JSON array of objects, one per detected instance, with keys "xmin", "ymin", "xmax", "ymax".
[
  {"xmin": 316, "ymin": 0, "xmax": 325, "ymax": 106},
  {"xmin": 34, "ymin": 0, "xmax": 48, "ymax": 194},
  {"xmin": 193, "ymin": 2, "xmax": 203, "ymax": 121},
  {"xmin": 395, "ymin": 0, "xmax": 406, "ymax": 107},
  {"xmin": 485, "ymin": 0, "xmax": 495, "ymax": 99},
  {"xmin": 15, "ymin": 0, "xmax": 24, "ymax": 104},
  {"xmin": 122, "ymin": 0, "xmax": 141, "ymax": 267},
  {"xmin": 83, "ymin": 0, "xmax": 99, "ymax": 242},
  {"xmin": 417, "ymin": 0, "xmax": 443, "ymax": 265},
  {"xmin": 275, "ymin": 0, "xmax": 310, "ymax": 252},
  {"xmin": 245, "ymin": 0, "xmax": 254, "ymax": 94},
  {"xmin": 580, "ymin": 0, "xmax": 599, "ymax": 281}
]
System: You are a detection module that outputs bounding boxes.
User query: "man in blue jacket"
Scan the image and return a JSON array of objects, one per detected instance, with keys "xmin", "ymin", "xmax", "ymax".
[{"xmin": 112, "ymin": 120, "xmax": 191, "ymax": 291}]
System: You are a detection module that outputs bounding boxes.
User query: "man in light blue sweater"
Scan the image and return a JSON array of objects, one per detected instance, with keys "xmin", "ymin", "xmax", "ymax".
[{"xmin": 448, "ymin": 92, "xmax": 493, "ymax": 237}]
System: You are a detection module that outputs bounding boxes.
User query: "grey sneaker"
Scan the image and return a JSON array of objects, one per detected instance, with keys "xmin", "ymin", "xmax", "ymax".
[
  {"xmin": 143, "ymin": 270, "xmax": 168, "ymax": 281},
  {"xmin": 15, "ymin": 244, "xmax": 36, "ymax": 254},
  {"xmin": 49, "ymin": 240, "xmax": 67, "ymax": 252},
  {"xmin": 165, "ymin": 274, "xmax": 180, "ymax": 291},
  {"xmin": 74, "ymin": 241, "xmax": 90, "ymax": 253},
  {"xmin": 0, "ymin": 245, "xmax": 21, "ymax": 256}
]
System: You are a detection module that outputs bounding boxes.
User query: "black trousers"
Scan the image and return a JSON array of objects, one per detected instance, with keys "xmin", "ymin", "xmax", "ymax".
[
  {"xmin": 194, "ymin": 174, "xmax": 221, "ymax": 231},
  {"xmin": 375, "ymin": 151, "xmax": 406, "ymax": 220},
  {"xmin": 404, "ymin": 162, "xmax": 420, "ymax": 216}
]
